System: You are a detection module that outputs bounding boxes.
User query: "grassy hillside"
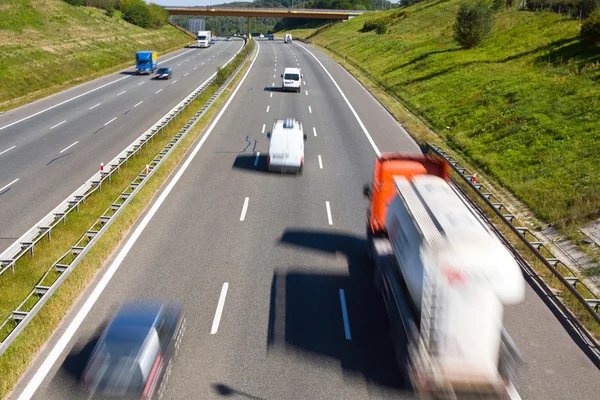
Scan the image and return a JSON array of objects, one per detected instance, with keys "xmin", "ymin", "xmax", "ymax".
[
  {"xmin": 308, "ymin": 2, "xmax": 600, "ymax": 228},
  {"xmin": 0, "ymin": 0, "xmax": 192, "ymax": 111}
]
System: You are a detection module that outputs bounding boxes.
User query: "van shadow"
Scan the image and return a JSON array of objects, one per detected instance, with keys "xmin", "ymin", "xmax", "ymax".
[
  {"xmin": 62, "ymin": 335, "xmax": 100, "ymax": 382},
  {"xmin": 264, "ymin": 87, "xmax": 283, "ymax": 92},
  {"xmin": 119, "ymin": 71, "xmax": 140, "ymax": 76},
  {"xmin": 232, "ymin": 154, "xmax": 267, "ymax": 172},
  {"xmin": 266, "ymin": 229, "xmax": 411, "ymax": 392}
]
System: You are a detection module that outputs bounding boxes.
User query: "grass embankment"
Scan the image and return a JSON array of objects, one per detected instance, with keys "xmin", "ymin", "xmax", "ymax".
[
  {"xmin": 0, "ymin": 0, "xmax": 193, "ymax": 112},
  {"xmin": 0, "ymin": 40, "xmax": 255, "ymax": 399},
  {"xmin": 307, "ymin": 1, "xmax": 600, "ymax": 231}
]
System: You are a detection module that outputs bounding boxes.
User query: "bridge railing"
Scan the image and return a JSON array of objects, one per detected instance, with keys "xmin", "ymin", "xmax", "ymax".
[{"xmin": 165, "ymin": 6, "xmax": 368, "ymax": 15}]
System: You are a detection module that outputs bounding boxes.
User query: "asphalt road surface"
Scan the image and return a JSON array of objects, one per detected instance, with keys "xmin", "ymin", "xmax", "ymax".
[
  {"xmin": 0, "ymin": 39, "xmax": 244, "ymax": 253},
  {"xmin": 11, "ymin": 39, "xmax": 600, "ymax": 400}
]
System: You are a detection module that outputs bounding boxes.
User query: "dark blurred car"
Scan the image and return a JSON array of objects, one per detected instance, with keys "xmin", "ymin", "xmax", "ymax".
[
  {"xmin": 268, "ymin": 34, "xmax": 274, "ymax": 41},
  {"xmin": 154, "ymin": 67, "xmax": 172, "ymax": 80},
  {"xmin": 81, "ymin": 300, "xmax": 185, "ymax": 399},
  {"xmin": 226, "ymin": 36, "xmax": 232, "ymax": 41}
]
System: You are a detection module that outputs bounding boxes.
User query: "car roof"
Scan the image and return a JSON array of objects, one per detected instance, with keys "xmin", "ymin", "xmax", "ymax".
[
  {"xmin": 284, "ymin": 67, "xmax": 300, "ymax": 73},
  {"xmin": 107, "ymin": 301, "xmax": 164, "ymax": 333}
]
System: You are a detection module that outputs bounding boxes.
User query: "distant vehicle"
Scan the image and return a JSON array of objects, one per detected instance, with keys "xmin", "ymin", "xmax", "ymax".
[
  {"xmin": 284, "ymin": 33, "xmax": 292, "ymax": 43},
  {"xmin": 267, "ymin": 118, "xmax": 307, "ymax": 174},
  {"xmin": 226, "ymin": 36, "xmax": 232, "ymax": 41},
  {"xmin": 155, "ymin": 67, "xmax": 172, "ymax": 80},
  {"xmin": 268, "ymin": 34, "xmax": 274, "ymax": 41},
  {"xmin": 259, "ymin": 33, "xmax": 264, "ymax": 38},
  {"xmin": 363, "ymin": 153, "xmax": 525, "ymax": 398},
  {"xmin": 210, "ymin": 37, "xmax": 215, "ymax": 44},
  {"xmin": 135, "ymin": 50, "xmax": 157, "ymax": 75},
  {"xmin": 81, "ymin": 300, "xmax": 185, "ymax": 399},
  {"xmin": 196, "ymin": 30, "xmax": 211, "ymax": 48},
  {"xmin": 242, "ymin": 34, "xmax": 247, "ymax": 38},
  {"xmin": 281, "ymin": 67, "xmax": 302, "ymax": 92}
]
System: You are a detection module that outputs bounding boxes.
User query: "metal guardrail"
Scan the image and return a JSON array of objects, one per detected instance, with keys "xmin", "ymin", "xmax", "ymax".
[
  {"xmin": 0, "ymin": 41, "xmax": 251, "ymax": 354},
  {"xmin": 0, "ymin": 44, "xmax": 245, "ymax": 278},
  {"xmin": 427, "ymin": 143, "xmax": 600, "ymax": 327}
]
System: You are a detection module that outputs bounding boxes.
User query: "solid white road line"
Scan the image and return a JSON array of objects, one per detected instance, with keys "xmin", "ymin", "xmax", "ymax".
[
  {"xmin": 240, "ymin": 197, "xmax": 250, "ymax": 221},
  {"xmin": 339, "ymin": 289, "xmax": 352, "ymax": 340},
  {"xmin": 59, "ymin": 141, "xmax": 79, "ymax": 154},
  {"xmin": 117, "ymin": 90, "xmax": 126, "ymax": 96},
  {"xmin": 138, "ymin": 81, "xmax": 145, "ymax": 86},
  {"xmin": 254, "ymin": 152, "xmax": 260, "ymax": 166},
  {"xmin": 326, "ymin": 201, "xmax": 333, "ymax": 225},
  {"xmin": 318, "ymin": 155, "xmax": 323, "ymax": 169},
  {"xmin": 0, "ymin": 75, "xmax": 128, "ymax": 132},
  {"xmin": 266, "ymin": 105, "xmax": 270, "ymax": 113},
  {"xmin": 155, "ymin": 89, "xmax": 162, "ymax": 94},
  {"xmin": 296, "ymin": 42, "xmax": 381, "ymax": 156},
  {"xmin": 16, "ymin": 40, "xmax": 262, "ymax": 400},
  {"xmin": 104, "ymin": 117, "xmax": 117, "ymax": 126},
  {"xmin": 49, "ymin": 120, "xmax": 66, "ymax": 130},
  {"xmin": 0, "ymin": 178, "xmax": 19, "ymax": 192},
  {"xmin": 313, "ymin": 127, "xmax": 317, "ymax": 137},
  {"xmin": 211, "ymin": 283, "xmax": 229, "ymax": 335},
  {"xmin": 133, "ymin": 101, "xmax": 143, "ymax": 108},
  {"xmin": 0, "ymin": 145, "xmax": 16, "ymax": 156},
  {"xmin": 262, "ymin": 124, "xmax": 266, "ymax": 134},
  {"xmin": 308, "ymin": 106, "xmax": 312, "ymax": 114},
  {"xmin": 89, "ymin": 103, "xmax": 101, "ymax": 110}
]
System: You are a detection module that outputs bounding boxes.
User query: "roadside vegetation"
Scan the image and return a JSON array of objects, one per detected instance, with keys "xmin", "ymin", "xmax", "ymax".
[
  {"xmin": 0, "ymin": 40, "xmax": 255, "ymax": 399},
  {"xmin": 0, "ymin": 0, "xmax": 191, "ymax": 111},
  {"xmin": 303, "ymin": 0, "xmax": 600, "ymax": 231}
]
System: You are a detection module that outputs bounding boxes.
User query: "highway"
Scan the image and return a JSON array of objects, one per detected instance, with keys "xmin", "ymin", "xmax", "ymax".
[
  {"xmin": 0, "ymin": 39, "xmax": 243, "ymax": 253},
  {"xmin": 11, "ymin": 39, "xmax": 600, "ymax": 400}
]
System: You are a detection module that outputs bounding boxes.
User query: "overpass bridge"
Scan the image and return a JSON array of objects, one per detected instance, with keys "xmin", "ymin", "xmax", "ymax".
[{"xmin": 165, "ymin": 6, "xmax": 369, "ymax": 35}]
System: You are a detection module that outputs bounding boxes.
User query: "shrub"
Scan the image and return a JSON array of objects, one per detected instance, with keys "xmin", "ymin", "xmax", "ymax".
[
  {"xmin": 492, "ymin": 0, "xmax": 504, "ymax": 11},
  {"xmin": 453, "ymin": 2, "xmax": 493, "ymax": 49},
  {"xmin": 376, "ymin": 23, "xmax": 388, "ymax": 34},
  {"xmin": 147, "ymin": 3, "xmax": 168, "ymax": 28},
  {"xmin": 123, "ymin": 2, "xmax": 150, "ymax": 28},
  {"xmin": 361, "ymin": 16, "xmax": 391, "ymax": 34},
  {"xmin": 63, "ymin": 0, "xmax": 84, "ymax": 5},
  {"xmin": 581, "ymin": 10, "xmax": 600, "ymax": 43}
]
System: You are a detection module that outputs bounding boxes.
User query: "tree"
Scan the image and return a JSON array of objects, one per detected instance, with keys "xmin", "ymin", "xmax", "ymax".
[
  {"xmin": 453, "ymin": 2, "xmax": 493, "ymax": 49},
  {"xmin": 123, "ymin": 1, "xmax": 151, "ymax": 28},
  {"xmin": 581, "ymin": 9, "xmax": 600, "ymax": 43}
]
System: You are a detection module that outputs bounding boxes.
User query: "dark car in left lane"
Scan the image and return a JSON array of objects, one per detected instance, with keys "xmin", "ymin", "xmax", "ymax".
[
  {"xmin": 81, "ymin": 300, "xmax": 185, "ymax": 399},
  {"xmin": 154, "ymin": 67, "xmax": 172, "ymax": 80}
]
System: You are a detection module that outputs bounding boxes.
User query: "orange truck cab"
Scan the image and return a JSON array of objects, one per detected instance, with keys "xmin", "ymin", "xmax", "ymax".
[{"xmin": 363, "ymin": 153, "xmax": 450, "ymax": 236}]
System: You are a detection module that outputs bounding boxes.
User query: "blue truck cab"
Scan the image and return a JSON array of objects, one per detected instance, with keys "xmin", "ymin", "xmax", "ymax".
[{"xmin": 136, "ymin": 50, "xmax": 157, "ymax": 75}]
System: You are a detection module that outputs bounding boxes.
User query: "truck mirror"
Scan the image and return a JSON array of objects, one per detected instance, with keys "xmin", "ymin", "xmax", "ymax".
[
  {"xmin": 280, "ymin": 74, "xmax": 283, "ymax": 78},
  {"xmin": 266, "ymin": 132, "xmax": 271, "ymax": 139},
  {"xmin": 363, "ymin": 184, "xmax": 372, "ymax": 199},
  {"xmin": 303, "ymin": 134, "xmax": 307, "ymax": 141}
]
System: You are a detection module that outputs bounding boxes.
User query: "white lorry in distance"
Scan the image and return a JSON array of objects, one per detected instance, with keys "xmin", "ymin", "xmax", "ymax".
[
  {"xmin": 197, "ymin": 31, "xmax": 212, "ymax": 48},
  {"xmin": 284, "ymin": 34, "xmax": 292, "ymax": 43}
]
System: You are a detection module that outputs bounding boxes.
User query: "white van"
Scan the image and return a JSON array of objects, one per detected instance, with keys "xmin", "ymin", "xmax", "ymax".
[
  {"xmin": 284, "ymin": 33, "xmax": 292, "ymax": 43},
  {"xmin": 281, "ymin": 67, "xmax": 302, "ymax": 92},
  {"xmin": 267, "ymin": 118, "xmax": 307, "ymax": 174}
]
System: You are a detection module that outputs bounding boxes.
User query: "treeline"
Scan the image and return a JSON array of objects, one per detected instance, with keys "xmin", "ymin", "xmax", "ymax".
[
  {"xmin": 62, "ymin": 0, "xmax": 168, "ymax": 29},
  {"xmin": 170, "ymin": 15, "xmax": 281, "ymax": 36}
]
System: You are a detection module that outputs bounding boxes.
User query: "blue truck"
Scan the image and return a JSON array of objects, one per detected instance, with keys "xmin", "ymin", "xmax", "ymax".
[{"xmin": 135, "ymin": 50, "xmax": 157, "ymax": 74}]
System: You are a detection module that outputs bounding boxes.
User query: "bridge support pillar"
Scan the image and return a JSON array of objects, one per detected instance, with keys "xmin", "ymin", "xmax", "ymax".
[{"xmin": 247, "ymin": 17, "xmax": 253, "ymax": 39}]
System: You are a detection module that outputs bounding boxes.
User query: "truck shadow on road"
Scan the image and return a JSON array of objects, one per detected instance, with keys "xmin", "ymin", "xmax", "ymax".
[{"xmin": 266, "ymin": 229, "xmax": 412, "ymax": 392}]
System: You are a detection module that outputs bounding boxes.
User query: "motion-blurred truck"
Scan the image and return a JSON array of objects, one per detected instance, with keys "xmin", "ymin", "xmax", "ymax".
[
  {"xmin": 135, "ymin": 51, "xmax": 157, "ymax": 75},
  {"xmin": 363, "ymin": 153, "xmax": 526, "ymax": 399}
]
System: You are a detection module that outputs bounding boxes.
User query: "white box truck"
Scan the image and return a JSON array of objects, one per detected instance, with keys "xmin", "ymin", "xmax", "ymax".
[
  {"xmin": 364, "ymin": 153, "xmax": 526, "ymax": 399},
  {"xmin": 196, "ymin": 31, "xmax": 211, "ymax": 48}
]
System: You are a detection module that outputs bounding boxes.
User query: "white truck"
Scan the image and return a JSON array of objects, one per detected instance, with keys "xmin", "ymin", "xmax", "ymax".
[
  {"xmin": 364, "ymin": 153, "xmax": 526, "ymax": 399},
  {"xmin": 196, "ymin": 30, "xmax": 212, "ymax": 48},
  {"xmin": 266, "ymin": 118, "xmax": 307, "ymax": 174}
]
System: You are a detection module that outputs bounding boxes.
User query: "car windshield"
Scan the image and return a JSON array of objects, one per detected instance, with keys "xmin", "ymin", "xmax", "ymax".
[
  {"xmin": 157, "ymin": 69, "xmax": 169, "ymax": 73},
  {"xmin": 284, "ymin": 73, "xmax": 300, "ymax": 80}
]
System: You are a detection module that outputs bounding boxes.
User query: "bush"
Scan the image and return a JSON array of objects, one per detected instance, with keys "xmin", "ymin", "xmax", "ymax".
[
  {"xmin": 361, "ymin": 16, "xmax": 391, "ymax": 34},
  {"xmin": 63, "ymin": 0, "xmax": 84, "ymax": 5},
  {"xmin": 453, "ymin": 2, "xmax": 493, "ymax": 49},
  {"xmin": 106, "ymin": 5, "xmax": 115, "ymax": 17},
  {"xmin": 376, "ymin": 23, "xmax": 388, "ymax": 34},
  {"xmin": 147, "ymin": 3, "xmax": 168, "ymax": 29},
  {"xmin": 581, "ymin": 10, "xmax": 600, "ymax": 43},
  {"xmin": 492, "ymin": 0, "xmax": 504, "ymax": 11}
]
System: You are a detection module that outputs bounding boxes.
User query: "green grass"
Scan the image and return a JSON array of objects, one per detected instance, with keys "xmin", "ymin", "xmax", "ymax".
[
  {"xmin": 0, "ymin": 40, "xmax": 255, "ymax": 399},
  {"xmin": 0, "ymin": 0, "xmax": 193, "ymax": 111},
  {"xmin": 309, "ymin": 1, "xmax": 600, "ymax": 229}
]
